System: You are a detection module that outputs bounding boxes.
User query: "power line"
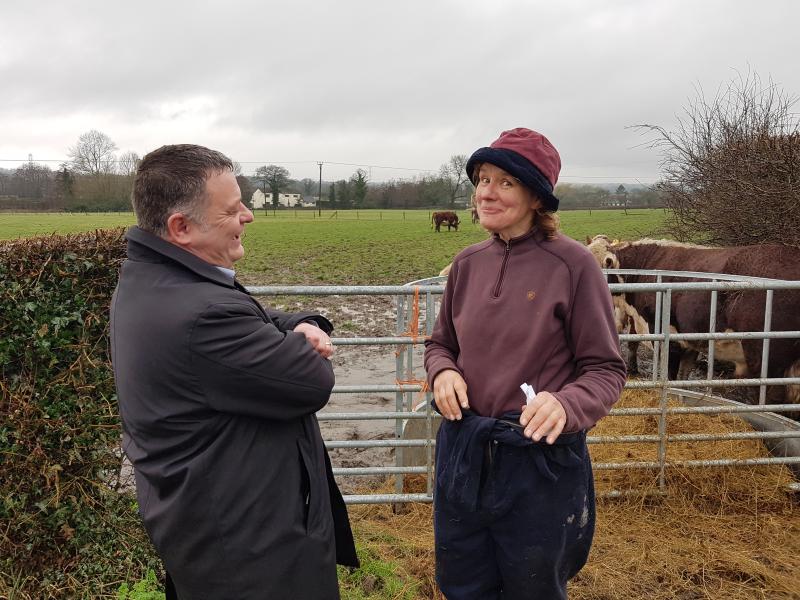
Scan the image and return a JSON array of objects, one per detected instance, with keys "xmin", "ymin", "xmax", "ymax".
[
  {"xmin": 322, "ymin": 161, "xmax": 437, "ymax": 173},
  {"xmin": 0, "ymin": 157, "xmax": 659, "ymax": 181},
  {"xmin": 559, "ymin": 175, "xmax": 657, "ymax": 180},
  {"xmin": 0, "ymin": 157, "xmax": 438, "ymax": 171},
  {"xmin": 0, "ymin": 158, "xmax": 69, "ymax": 162}
]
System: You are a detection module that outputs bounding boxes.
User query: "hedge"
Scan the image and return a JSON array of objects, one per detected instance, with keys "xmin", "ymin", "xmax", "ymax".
[{"xmin": 0, "ymin": 229, "xmax": 160, "ymax": 598}]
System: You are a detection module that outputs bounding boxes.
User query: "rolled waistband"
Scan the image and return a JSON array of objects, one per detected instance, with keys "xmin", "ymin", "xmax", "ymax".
[{"xmin": 462, "ymin": 409, "xmax": 585, "ymax": 447}]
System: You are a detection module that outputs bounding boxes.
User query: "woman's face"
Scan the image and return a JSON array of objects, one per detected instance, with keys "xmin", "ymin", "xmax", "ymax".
[{"xmin": 475, "ymin": 163, "xmax": 541, "ymax": 241}]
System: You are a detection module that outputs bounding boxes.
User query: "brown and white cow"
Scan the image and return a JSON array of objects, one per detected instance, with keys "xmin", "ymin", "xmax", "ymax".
[
  {"xmin": 587, "ymin": 236, "xmax": 800, "ymax": 405},
  {"xmin": 431, "ymin": 211, "xmax": 460, "ymax": 232},
  {"xmin": 586, "ymin": 235, "xmax": 642, "ymax": 341}
]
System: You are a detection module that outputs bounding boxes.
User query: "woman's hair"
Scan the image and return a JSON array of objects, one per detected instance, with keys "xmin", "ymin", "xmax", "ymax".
[
  {"xmin": 534, "ymin": 206, "xmax": 561, "ymax": 240},
  {"xmin": 470, "ymin": 163, "xmax": 561, "ymax": 240}
]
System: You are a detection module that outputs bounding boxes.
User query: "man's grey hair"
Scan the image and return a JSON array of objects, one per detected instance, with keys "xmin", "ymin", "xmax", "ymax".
[{"xmin": 132, "ymin": 144, "xmax": 234, "ymax": 236}]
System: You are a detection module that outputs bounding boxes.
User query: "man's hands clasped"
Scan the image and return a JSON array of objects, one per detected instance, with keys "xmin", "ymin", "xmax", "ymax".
[{"xmin": 294, "ymin": 322, "xmax": 335, "ymax": 359}]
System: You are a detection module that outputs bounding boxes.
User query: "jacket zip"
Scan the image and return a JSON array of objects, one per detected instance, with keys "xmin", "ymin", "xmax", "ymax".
[{"xmin": 492, "ymin": 240, "xmax": 512, "ymax": 298}]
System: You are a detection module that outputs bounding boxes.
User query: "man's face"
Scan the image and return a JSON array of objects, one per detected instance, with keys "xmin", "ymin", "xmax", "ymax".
[{"xmin": 185, "ymin": 170, "xmax": 254, "ymax": 268}]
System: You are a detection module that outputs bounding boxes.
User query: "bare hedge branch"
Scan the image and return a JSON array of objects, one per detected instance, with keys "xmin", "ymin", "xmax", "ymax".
[{"xmin": 636, "ymin": 71, "xmax": 800, "ymax": 247}]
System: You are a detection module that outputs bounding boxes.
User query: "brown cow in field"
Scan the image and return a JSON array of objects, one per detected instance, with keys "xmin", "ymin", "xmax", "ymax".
[
  {"xmin": 432, "ymin": 211, "xmax": 460, "ymax": 232},
  {"xmin": 471, "ymin": 206, "xmax": 479, "ymax": 224},
  {"xmin": 587, "ymin": 236, "xmax": 800, "ymax": 405}
]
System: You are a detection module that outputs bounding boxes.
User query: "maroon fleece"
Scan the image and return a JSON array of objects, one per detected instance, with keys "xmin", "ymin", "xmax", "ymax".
[{"xmin": 424, "ymin": 228, "xmax": 626, "ymax": 431}]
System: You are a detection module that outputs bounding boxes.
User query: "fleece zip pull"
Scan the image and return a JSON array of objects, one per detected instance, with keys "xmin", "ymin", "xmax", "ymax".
[{"xmin": 492, "ymin": 240, "xmax": 512, "ymax": 298}]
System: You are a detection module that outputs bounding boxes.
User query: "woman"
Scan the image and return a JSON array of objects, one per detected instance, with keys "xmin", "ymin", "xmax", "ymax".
[{"xmin": 424, "ymin": 128, "xmax": 626, "ymax": 599}]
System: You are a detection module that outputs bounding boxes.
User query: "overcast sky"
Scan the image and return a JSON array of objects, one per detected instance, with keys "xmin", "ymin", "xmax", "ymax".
[{"xmin": 1, "ymin": 0, "xmax": 798, "ymax": 184}]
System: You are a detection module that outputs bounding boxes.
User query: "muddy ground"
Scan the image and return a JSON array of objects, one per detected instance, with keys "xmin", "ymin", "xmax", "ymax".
[{"xmin": 274, "ymin": 295, "xmax": 429, "ymax": 494}]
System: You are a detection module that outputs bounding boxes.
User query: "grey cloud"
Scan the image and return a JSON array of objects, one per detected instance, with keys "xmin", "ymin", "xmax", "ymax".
[{"xmin": 2, "ymin": 0, "xmax": 799, "ymax": 183}]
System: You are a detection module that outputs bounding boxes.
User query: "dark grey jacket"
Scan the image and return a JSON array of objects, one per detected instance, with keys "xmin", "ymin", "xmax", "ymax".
[{"xmin": 110, "ymin": 227, "xmax": 357, "ymax": 600}]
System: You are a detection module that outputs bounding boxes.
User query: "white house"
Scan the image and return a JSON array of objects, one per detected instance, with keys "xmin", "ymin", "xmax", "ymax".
[{"xmin": 251, "ymin": 189, "xmax": 304, "ymax": 209}]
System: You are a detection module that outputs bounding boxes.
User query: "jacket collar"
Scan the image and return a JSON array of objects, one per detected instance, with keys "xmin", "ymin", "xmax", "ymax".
[{"xmin": 124, "ymin": 226, "xmax": 239, "ymax": 289}]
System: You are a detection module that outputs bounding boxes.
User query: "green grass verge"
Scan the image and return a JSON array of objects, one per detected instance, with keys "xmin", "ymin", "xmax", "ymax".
[
  {"xmin": 338, "ymin": 526, "xmax": 423, "ymax": 600},
  {"xmin": 117, "ymin": 570, "xmax": 164, "ymax": 600}
]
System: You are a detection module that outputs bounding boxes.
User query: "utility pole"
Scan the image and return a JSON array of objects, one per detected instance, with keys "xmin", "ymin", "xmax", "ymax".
[
  {"xmin": 318, "ymin": 162, "xmax": 323, "ymax": 217},
  {"xmin": 260, "ymin": 170, "xmax": 269, "ymax": 216}
]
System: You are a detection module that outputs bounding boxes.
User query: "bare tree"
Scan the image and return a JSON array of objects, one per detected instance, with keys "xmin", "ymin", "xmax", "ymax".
[
  {"xmin": 440, "ymin": 154, "xmax": 470, "ymax": 209},
  {"xmin": 636, "ymin": 71, "xmax": 800, "ymax": 247},
  {"xmin": 68, "ymin": 130, "xmax": 118, "ymax": 175},
  {"xmin": 117, "ymin": 151, "xmax": 140, "ymax": 177},
  {"xmin": 300, "ymin": 178, "xmax": 315, "ymax": 196}
]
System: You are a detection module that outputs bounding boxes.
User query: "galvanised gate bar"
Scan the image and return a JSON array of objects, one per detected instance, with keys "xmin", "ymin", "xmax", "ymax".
[{"xmin": 248, "ymin": 270, "xmax": 800, "ymax": 504}]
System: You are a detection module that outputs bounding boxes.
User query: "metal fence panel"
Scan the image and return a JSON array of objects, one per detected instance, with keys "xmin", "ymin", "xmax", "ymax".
[{"xmin": 249, "ymin": 271, "xmax": 800, "ymax": 504}]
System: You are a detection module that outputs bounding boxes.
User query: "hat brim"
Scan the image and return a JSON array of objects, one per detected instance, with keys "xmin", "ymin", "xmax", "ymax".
[{"xmin": 466, "ymin": 147, "xmax": 559, "ymax": 212}]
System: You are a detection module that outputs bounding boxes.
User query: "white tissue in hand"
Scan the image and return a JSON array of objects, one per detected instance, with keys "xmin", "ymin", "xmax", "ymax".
[{"xmin": 519, "ymin": 383, "xmax": 536, "ymax": 405}]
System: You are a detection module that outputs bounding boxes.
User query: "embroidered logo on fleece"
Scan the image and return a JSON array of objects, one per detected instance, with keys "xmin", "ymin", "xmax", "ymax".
[{"xmin": 527, "ymin": 290, "xmax": 537, "ymax": 301}]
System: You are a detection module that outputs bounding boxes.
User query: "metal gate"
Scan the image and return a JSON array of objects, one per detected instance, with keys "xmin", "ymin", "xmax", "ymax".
[{"xmin": 248, "ymin": 270, "xmax": 800, "ymax": 504}]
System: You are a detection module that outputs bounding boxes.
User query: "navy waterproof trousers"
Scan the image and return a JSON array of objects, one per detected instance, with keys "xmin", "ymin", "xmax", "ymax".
[{"xmin": 434, "ymin": 412, "xmax": 595, "ymax": 600}]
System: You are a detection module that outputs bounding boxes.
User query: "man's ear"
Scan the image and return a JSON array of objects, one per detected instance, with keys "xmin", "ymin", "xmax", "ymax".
[{"xmin": 165, "ymin": 212, "xmax": 193, "ymax": 248}]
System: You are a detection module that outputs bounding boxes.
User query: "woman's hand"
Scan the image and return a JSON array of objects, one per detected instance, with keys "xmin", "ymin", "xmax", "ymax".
[
  {"xmin": 293, "ymin": 322, "xmax": 334, "ymax": 359},
  {"xmin": 432, "ymin": 369, "xmax": 469, "ymax": 421},
  {"xmin": 520, "ymin": 392, "xmax": 566, "ymax": 444}
]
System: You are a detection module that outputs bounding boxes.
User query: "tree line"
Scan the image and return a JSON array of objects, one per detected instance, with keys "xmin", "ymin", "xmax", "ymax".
[
  {"xmin": 0, "ymin": 130, "xmax": 140, "ymax": 211},
  {"xmin": 232, "ymin": 155, "xmax": 472, "ymax": 211},
  {"xmin": 1, "ymin": 134, "xmax": 663, "ymax": 213}
]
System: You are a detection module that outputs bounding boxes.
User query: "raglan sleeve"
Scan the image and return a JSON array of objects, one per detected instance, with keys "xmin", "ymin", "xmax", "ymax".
[
  {"xmin": 424, "ymin": 262, "xmax": 463, "ymax": 386},
  {"xmin": 263, "ymin": 306, "xmax": 334, "ymax": 334},
  {"xmin": 552, "ymin": 254, "xmax": 627, "ymax": 430}
]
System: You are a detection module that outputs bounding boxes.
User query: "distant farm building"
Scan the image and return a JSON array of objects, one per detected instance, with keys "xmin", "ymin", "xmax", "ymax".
[
  {"xmin": 600, "ymin": 185, "xmax": 629, "ymax": 208},
  {"xmin": 252, "ymin": 189, "xmax": 314, "ymax": 208}
]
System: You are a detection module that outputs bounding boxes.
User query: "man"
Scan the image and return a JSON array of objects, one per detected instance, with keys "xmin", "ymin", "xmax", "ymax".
[{"xmin": 110, "ymin": 144, "xmax": 357, "ymax": 600}]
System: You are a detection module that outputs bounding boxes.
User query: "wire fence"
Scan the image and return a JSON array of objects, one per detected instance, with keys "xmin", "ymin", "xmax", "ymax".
[{"xmin": 252, "ymin": 209, "xmax": 471, "ymax": 221}]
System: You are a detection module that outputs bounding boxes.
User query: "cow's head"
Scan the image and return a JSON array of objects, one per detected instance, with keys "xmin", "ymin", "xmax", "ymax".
[
  {"xmin": 586, "ymin": 235, "xmax": 633, "ymax": 334},
  {"xmin": 586, "ymin": 234, "xmax": 621, "ymax": 271}
]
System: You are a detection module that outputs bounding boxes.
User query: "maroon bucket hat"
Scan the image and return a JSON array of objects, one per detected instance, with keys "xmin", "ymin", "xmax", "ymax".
[{"xmin": 465, "ymin": 128, "xmax": 562, "ymax": 211}]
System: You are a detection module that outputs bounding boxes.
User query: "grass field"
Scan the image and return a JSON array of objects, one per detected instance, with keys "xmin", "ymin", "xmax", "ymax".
[
  {"xmin": 0, "ymin": 212, "xmax": 137, "ymax": 238},
  {"xmin": 0, "ymin": 209, "xmax": 667, "ymax": 284}
]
